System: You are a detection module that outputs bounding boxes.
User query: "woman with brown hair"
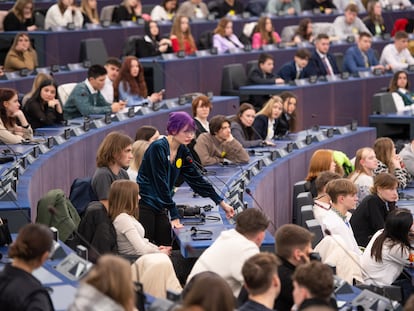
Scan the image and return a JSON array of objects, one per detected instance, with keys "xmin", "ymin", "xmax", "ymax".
[
  {"xmin": 373, "ymin": 137, "xmax": 410, "ymax": 188},
  {"xmin": 112, "ymin": 0, "xmax": 144, "ymax": 23},
  {"xmin": 113, "ymin": 56, "xmax": 163, "ymax": 106},
  {"xmin": 0, "ymin": 224, "xmax": 54, "ymax": 310},
  {"xmin": 44, "ymin": 0, "xmax": 83, "ymax": 29},
  {"xmin": 4, "ymin": 32, "xmax": 38, "ymax": 72},
  {"xmin": 388, "ymin": 70, "xmax": 413, "ymax": 111},
  {"xmin": 80, "ymin": 0, "xmax": 99, "ymax": 24},
  {"xmin": 170, "ymin": 15, "xmax": 197, "ymax": 55},
  {"xmin": 69, "ymin": 254, "xmax": 136, "ymax": 311},
  {"xmin": 363, "ymin": 0, "xmax": 386, "ymax": 37},
  {"xmin": 279, "ymin": 91, "xmax": 298, "ymax": 134},
  {"xmin": 3, "ymin": 0, "xmax": 37, "ymax": 31},
  {"xmin": 292, "ymin": 18, "xmax": 314, "ymax": 44},
  {"xmin": 212, "ymin": 17, "xmax": 244, "ymax": 54},
  {"xmin": 251, "ymin": 17, "xmax": 281, "ymax": 49},
  {"xmin": 0, "ymin": 88, "xmax": 32, "ymax": 144},
  {"xmin": 192, "ymin": 95, "xmax": 212, "ymax": 137},
  {"xmin": 305, "ymin": 149, "xmax": 337, "ymax": 197}
]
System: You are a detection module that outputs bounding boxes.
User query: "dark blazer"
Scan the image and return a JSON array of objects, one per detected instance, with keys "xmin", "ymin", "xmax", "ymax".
[
  {"xmin": 252, "ymin": 114, "xmax": 289, "ymax": 140},
  {"xmin": 342, "ymin": 45, "xmax": 379, "ymax": 74},
  {"xmin": 302, "ymin": 0, "xmax": 336, "ymax": 11},
  {"xmin": 363, "ymin": 18, "xmax": 387, "ymax": 36},
  {"xmin": 307, "ymin": 50, "xmax": 340, "ymax": 77},
  {"xmin": 247, "ymin": 67, "xmax": 276, "ymax": 111},
  {"xmin": 277, "ymin": 61, "xmax": 311, "ymax": 82}
]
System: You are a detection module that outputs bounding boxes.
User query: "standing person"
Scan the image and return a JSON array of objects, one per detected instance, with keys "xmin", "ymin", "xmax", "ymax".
[
  {"xmin": 212, "ymin": 17, "xmax": 244, "ymax": 54},
  {"xmin": 80, "ymin": 0, "xmax": 99, "ymax": 25},
  {"xmin": 170, "ymin": 15, "xmax": 197, "ymax": 55},
  {"xmin": 101, "ymin": 58, "xmax": 121, "ymax": 104},
  {"xmin": 251, "ymin": 17, "xmax": 281, "ymax": 50},
  {"xmin": 350, "ymin": 172, "xmax": 399, "ymax": 247},
  {"xmin": 24, "ymin": 79, "xmax": 64, "ymax": 129},
  {"xmin": 348, "ymin": 147, "xmax": 378, "ymax": 204},
  {"xmin": 151, "ymin": 0, "xmax": 177, "ymax": 21},
  {"xmin": 137, "ymin": 111, "xmax": 234, "ymax": 245},
  {"xmin": 252, "ymin": 96, "xmax": 285, "ymax": 141},
  {"xmin": 388, "ymin": 70, "xmax": 413, "ymax": 111},
  {"xmin": 0, "ymin": 223, "xmax": 54, "ymax": 311},
  {"xmin": 91, "ymin": 131, "xmax": 133, "ymax": 208},
  {"xmin": 4, "ymin": 32, "xmax": 38, "ymax": 72},
  {"xmin": 44, "ymin": 0, "xmax": 83, "ymax": 29},
  {"xmin": 0, "ymin": 88, "xmax": 33, "ymax": 144},
  {"xmin": 113, "ymin": 56, "xmax": 163, "ymax": 107},
  {"xmin": 64, "ymin": 65, "xmax": 126, "ymax": 120},
  {"xmin": 363, "ymin": 0, "xmax": 386, "ymax": 37},
  {"xmin": 3, "ymin": 0, "xmax": 37, "ymax": 31}
]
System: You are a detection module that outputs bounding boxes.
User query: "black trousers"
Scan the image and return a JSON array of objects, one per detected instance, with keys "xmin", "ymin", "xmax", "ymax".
[{"xmin": 139, "ymin": 204, "xmax": 173, "ymax": 246}]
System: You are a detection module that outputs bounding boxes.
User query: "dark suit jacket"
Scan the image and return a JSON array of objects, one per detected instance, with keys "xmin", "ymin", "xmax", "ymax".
[
  {"xmin": 252, "ymin": 114, "xmax": 290, "ymax": 140},
  {"xmin": 302, "ymin": 0, "xmax": 336, "ymax": 10},
  {"xmin": 307, "ymin": 50, "xmax": 340, "ymax": 76},
  {"xmin": 247, "ymin": 67, "xmax": 276, "ymax": 110},
  {"xmin": 343, "ymin": 45, "xmax": 379, "ymax": 74},
  {"xmin": 277, "ymin": 61, "xmax": 311, "ymax": 82},
  {"xmin": 363, "ymin": 18, "xmax": 387, "ymax": 36}
]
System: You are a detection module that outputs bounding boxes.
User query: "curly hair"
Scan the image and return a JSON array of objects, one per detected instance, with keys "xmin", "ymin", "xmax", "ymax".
[{"xmin": 113, "ymin": 56, "xmax": 148, "ymax": 101}]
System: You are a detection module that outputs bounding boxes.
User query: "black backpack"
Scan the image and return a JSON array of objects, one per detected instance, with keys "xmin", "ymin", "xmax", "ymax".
[{"xmin": 69, "ymin": 177, "xmax": 98, "ymax": 217}]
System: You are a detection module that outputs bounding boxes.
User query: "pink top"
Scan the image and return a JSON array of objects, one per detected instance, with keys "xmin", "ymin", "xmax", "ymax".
[{"xmin": 252, "ymin": 31, "xmax": 281, "ymax": 49}]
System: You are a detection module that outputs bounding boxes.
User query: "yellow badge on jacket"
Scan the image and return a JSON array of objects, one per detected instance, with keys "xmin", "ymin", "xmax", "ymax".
[{"xmin": 176, "ymin": 158, "xmax": 182, "ymax": 168}]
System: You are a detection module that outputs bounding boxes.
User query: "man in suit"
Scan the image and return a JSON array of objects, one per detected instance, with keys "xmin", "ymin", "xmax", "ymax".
[
  {"xmin": 307, "ymin": 34, "xmax": 340, "ymax": 77},
  {"xmin": 277, "ymin": 49, "xmax": 312, "ymax": 82},
  {"xmin": 342, "ymin": 31, "xmax": 385, "ymax": 74}
]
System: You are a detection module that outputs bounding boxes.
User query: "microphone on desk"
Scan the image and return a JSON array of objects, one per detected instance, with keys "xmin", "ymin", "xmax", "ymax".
[{"xmin": 245, "ymin": 188, "xmax": 276, "ymax": 232}]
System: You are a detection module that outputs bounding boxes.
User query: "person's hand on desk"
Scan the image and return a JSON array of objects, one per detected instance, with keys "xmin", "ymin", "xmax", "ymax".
[
  {"xmin": 149, "ymin": 91, "xmax": 164, "ymax": 103},
  {"xmin": 111, "ymin": 101, "xmax": 127, "ymax": 113},
  {"xmin": 275, "ymin": 78, "xmax": 285, "ymax": 84},
  {"xmin": 220, "ymin": 201, "xmax": 235, "ymax": 218},
  {"xmin": 171, "ymin": 218, "xmax": 184, "ymax": 229},
  {"xmin": 159, "ymin": 245, "xmax": 172, "ymax": 256},
  {"xmin": 263, "ymin": 140, "xmax": 275, "ymax": 146},
  {"xmin": 27, "ymin": 25, "xmax": 37, "ymax": 31},
  {"xmin": 371, "ymin": 64, "xmax": 386, "ymax": 73}
]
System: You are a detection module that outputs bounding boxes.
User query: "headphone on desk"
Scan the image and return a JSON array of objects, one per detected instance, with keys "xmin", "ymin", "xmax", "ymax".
[{"xmin": 190, "ymin": 226, "xmax": 213, "ymax": 237}]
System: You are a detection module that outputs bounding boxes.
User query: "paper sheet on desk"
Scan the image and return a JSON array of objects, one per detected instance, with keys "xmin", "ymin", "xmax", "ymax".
[
  {"xmin": 50, "ymin": 284, "xmax": 77, "ymax": 311},
  {"xmin": 33, "ymin": 266, "xmax": 62, "ymax": 284}
]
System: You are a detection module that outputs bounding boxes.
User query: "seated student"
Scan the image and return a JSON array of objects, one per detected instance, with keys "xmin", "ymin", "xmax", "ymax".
[
  {"xmin": 291, "ymin": 261, "xmax": 336, "ymax": 311},
  {"xmin": 292, "ymin": 18, "xmax": 314, "ymax": 44},
  {"xmin": 247, "ymin": 53, "xmax": 284, "ymax": 110},
  {"xmin": 312, "ymin": 171, "xmax": 341, "ymax": 226},
  {"xmin": 380, "ymin": 0, "xmax": 412, "ymax": 10},
  {"xmin": 361, "ymin": 208, "xmax": 414, "ymax": 289},
  {"xmin": 323, "ymin": 179, "xmax": 361, "ymax": 255},
  {"xmin": 251, "ymin": 17, "xmax": 281, "ymax": 50},
  {"xmin": 176, "ymin": 0, "xmax": 209, "ymax": 19},
  {"xmin": 136, "ymin": 21, "xmax": 172, "ymax": 58},
  {"xmin": 348, "ymin": 147, "xmax": 378, "ymax": 204},
  {"xmin": 170, "ymin": 15, "xmax": 197, "ymax": 55},
  {"xmin": 127, "ymin": 140, "xmax": 150, "ymax": 181},
  {"xmin": 24, "ymin": 79, "xmax": 63, "ymax": 129},
  {"xmin": 22, "ymin": 73, "xmax": 52, "ymax": 107},
  {"xmin": 305, "ymin": 149, "xmax": 337, "ymax": 197},
  {"xmin": 302, "ymin": 0, "xmax": 336, "ymax": 14},
  {"xmin": 265, "ymin": 0, "xmax": 301, "ymax": 16},
  {"xmin": 342, "ymin": 31, "xmax": 385, "ymax": 74},
  {"xmin": 135, "ymin": 125, "xmax": 160, "ymax": 142},
  {"xmin": 3, "ymin": 0, "xmax": 38, "ymax": 31},
  {"xmin": 0, "ymin": 223, "xmax": 54, "ymax": 311},
  {"xmin": 363, "ymin": 0, "xmax": 386, "ymax": 37},
  {"xmin": 4, "ymin": 32, "xmax": 37, "ymax": 72},
  {"xmin": 333, "ymin": 0, "xmax": 365, "ymax": 12},
  {"xmin": 183, "ymin": 272, "xmax": 235, "ymax": 311},
  {"xmin": 112, "ymin": 0, "xmax": 144, "ymax": 23},
  {"xmin": 252, "ymin": 96, "xmax": 285, "ymax": 141},
  {"xmin": 113, "ymin": 56, "xmax": 163, "ymax": 107},
  {"xmin": 277, "ymin": 49, "xmax": 312, "ymax": 83},
  {"xmin": 279, "ymin": 91, "xmax": 298, "ymax": 134},
  {"xmin": 273, "ymin": 224, "xmax": 314, "ymax": 311},
  {"xmin": 0, "ymin": 88, "xmax": 33, "ymax": 144},
  {"xmin": 350, "ymin": 172, "xmax": 398, "ymax": 247},
  {"xmin": 91, "ymin": 131, "xmax": 133, "ymax": 208},
  {"xmin": 108, "ymin": 180, "xmax": 172, "ymax": 256},
  {"xmin": 80, "ymin": 0, "xmax": 99, "ymax": 24},
  {"xmin": 212, "ymin": 17, "xmax": 244, "ymax": 54},
  {"xmin": 373, "ymin": 137, "xmax": 410, "ymax": 189},
  {"xmin": 192, "ymin": 95, "xmax": 212, "ymax": 137},
  {"xmin": 239, "ymin": 253, "xmax": 281, "ymax": 311},
  {"xmin": 400, "ymin": 138, "xmax": 414, "ymax": 176},
  {"xmin": 187, "ymin": 208, "xmax": 270, "ymax": 297},
  {"xmin": 151, "ymin": 0, "xmax": 177, "ymax": 21},
  {"xmin": 194, "ymin": 114, "xmax": 250, "ymax": 166},
  {"xmin": 64, "ymin": 65, "xmax": 126, "ymax": 120},
  {"xmin": 101, "ymin": 58, "xmax": 121, "ymax": 104},
  {"xmin": 44, "ymin": 0, "xmax": 83, "ymax": 30},
  {"xmin": 231, "ymin": 103, "xmax": 274, "ymax": 148},
  {"xmin": 380, "ymin": 31, "xmax": 414, "ymax": 72},
  {"xmin": 332, "ymin": 4, "xmax": 369, "ymax": 40},
  {"xmin": 215, "ymin": 0, "xmax": 245, "ymax": 18},
  {"xmin": 388, "ymin": 70, "xmax": 414, "ymax": 112},
  {"xmin": 68, "ymin": 255, "xmax": 136, "ymax": 311},
  {"xmin": 307, "ymin": 34, "xmax": 340, "ymax": 77}
]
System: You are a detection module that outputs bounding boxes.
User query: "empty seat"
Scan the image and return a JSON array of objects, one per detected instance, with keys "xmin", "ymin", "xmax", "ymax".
[
  {"xmin": 300, "ymin": 205, "xmax": 314, "ymax": 228},
  {"xmin": 58, "ymin": 83, "xmax": 77, "ymax": 106},
  {"xmin": 305, "ymin": 219, "xmax": 323, "ymax": 247},
  {"xmin": 100, "ymin": 5, "xmax": 117, "ymax": 22},
  {"xmin": 333, "ymin": 52, "xmax": 344, "ymax": 72},
  {"xmin": 220, "ymin": 63, "xmax": 248, "ymax": 102},
  {"xmin": 292, "ymin": 180, "xmax": 310, "ymax": 223},
  {"xmin": 245, "ymin": 60, "xmax": 258, "ymax": 76},
  {"xmin": 372, "ymin": 92, "xmax": 397, "ymax": 114},
  {"xmin": 79, "ymin": 38, "xmax": 108, "ymax": 66},
  {"xmin": 122, "ymin": 35, "xmax": 142, "ymax": 57},
  {"xmin": 295, "ymin": 191, "xmax": 313, "ymax": 226}
]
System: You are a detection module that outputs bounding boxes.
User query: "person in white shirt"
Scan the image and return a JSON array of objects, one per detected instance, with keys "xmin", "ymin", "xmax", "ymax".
[
  {"xmin": 322, "ymin": 178, "xmax": 362, "ymax": 256},
  {"xmin": 44, "ymin": 0, "xmax": 84, "ymax": 30},
  {"xmin": 186, "ymin": 208, "xmax": 270, "ymax": 297},
  {"xmin": 379, "ymin": 0, "xmax": 412, "ymax": 9},
  {"xmin": 361, "ymin": 208, "xmax": 413, "ymax": 287},
  {"xmin": 388, "ymin": 70, "xmax": 414, "ymax": 112},
  {"xmin": 400, "ymin": 139, "xmax": 414, "ymax": 176},
  {"xmin": 332, "ymin": 4, "xmax": 370, "ymax": 40},
  {"xmin": 151, "ymin": 0, "xmax": 177, "ymax": 21},
  {"xmin": 380, "ymin": 31, "xmax": 414, "ymax": 72},
  {"xmin": 333, "ymin": 0, "xmax": 366, "ymax": 12},
  {"xmin": 101, "ymin": 58, "xmax": 121, "ymax": 104},
  {"xmin": 348, "ymin": 147, "xmax": 378, "ymax": 204},
  {"xmin": 127, "ymin": 140, "xmax": 150, "ymax": 182}
]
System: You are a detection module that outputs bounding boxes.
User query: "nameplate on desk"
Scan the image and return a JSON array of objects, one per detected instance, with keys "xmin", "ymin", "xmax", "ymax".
[
  {"xmin": 91, "ymin": 119, "xmax": 105, "ymax": 129},
  {"xmin": 53, "ymin": 136, "xmax": 65, "ymax": 145},
  {"xmin": 295, "ymin": 79, "xmax": 309, "ymax": 86},
  {"xmin": 358, "ymin": 71, "xmax": 372, "ymax": 78},
  {"xmin": 55, "ymin": 253, "xmax": 92, "ymax": 281},
  {"xmin": 250, "ymin": 166, "xmax": 260, "ymax": 176},
  {"xmin": 38, "ymin": 144, "xmax": 49, "ymax": 154},
  {"xmin": 334, "ymin": 126, "xmax": 349, "ymax": 135},
  {"xmin": 113, "ymin": 112, "xmax": 128, "ymax": 121},
  {"xmin": 161, "ymin": 53, "xmax": 177, "ymax": 60},
  {"xmin": 136, "ymin": 107, "xmax": 153, "ymax": 115},
  {"xmin": 195, "ymin": 50, "xmax": 210, "ymax": 57},
  {"xmin": 120, "ymin": 20, "xmax": 137, "ymax": 27},
  {"xmin": 313, "ymin": 133, "xmax": 327, "ymax": 142},
  {"xmin": 340, "ymin": 72, "xmax": 350, "ymax": 80},
  {"xmin": 160, "ymin": 101, "xmax": 178, "ymax": 109},
  {"xmin": 67, "ymin": 63, "xmax": 84, "ymax": 71},
  {"xmin": 262, "ymin": 156, "xmax": 273, "ymax": 166},
  {"xmin": 71, "ymin": 127, "xmax": 84, "ymax": 136},
  {"xmin": 294, "ymin": 140, "xmax": 307, "ymax": 149},
  {"xmin": 262, "ymin": 44, "xmax": 277, "ymax": 51}
]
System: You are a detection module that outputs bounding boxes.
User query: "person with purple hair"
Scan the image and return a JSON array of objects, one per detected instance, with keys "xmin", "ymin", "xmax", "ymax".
[{"xmin": 137, "ymin": 111, "xmax": 235, "ymax": 245}]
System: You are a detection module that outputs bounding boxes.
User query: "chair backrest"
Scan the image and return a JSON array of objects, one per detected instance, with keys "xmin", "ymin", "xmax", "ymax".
[
  {"xmin": 58, "ymin": 83, "xmax": 77, "ymax": 106},
  {"xmin": 221, "ymin": 63, "xmax": 247, "ymax": 96},
  {"xmin": 100, "ymin": 5, "xmax": 117, "ymax": 22},
  {"xmin": 313, "ymin": 22, "xmax": 334, "ymax": 37},
  {"xmin": 300, "ymin": 205, "xmax": 314, "ymax": 228},
  {"xmin": 371, "ymin": 92, "xmax": 397, "ymax": 114},
  {"xmin": 305, "ymin": 219, "xmax": 323, "ymax": 248},
  {"xmin": 246, "ymin": 60, "xmax": 258, "ymax": 76},
  {"xmin": 281, "ymin": 25, "xmax": 298, "ymax": 42},
  {"xmin": 79, "ymin": 38, "xmax": 108, "ymax": 66},
  {"xmin": 333, "ymin": 52, "xmax": 344, "ymax": 72},
  {"xmin": 122, "ymin": 35, "xmax": 142, "ymax": 57},
  {"xmin": 292, "ymin": 180, "xmax": 310, "ymax": 223},
  {"xmin": 295, "ymin": 191, "xmax": 313, "ymax": 226}
]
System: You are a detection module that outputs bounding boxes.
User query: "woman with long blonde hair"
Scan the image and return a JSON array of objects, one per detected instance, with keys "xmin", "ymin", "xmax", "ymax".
[
  {"xmin": 253, "ymin": 96, "xmax": 284, "ymax": 141},
  {"xmin": 80, "ymin": 0, "xmax": 99, "ymax": 24}
]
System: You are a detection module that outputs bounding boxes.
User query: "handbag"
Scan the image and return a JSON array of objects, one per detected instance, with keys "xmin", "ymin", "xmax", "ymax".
[{"xmin": 0, "ymin": 218, "xmax": 12, "ymax": 246}]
